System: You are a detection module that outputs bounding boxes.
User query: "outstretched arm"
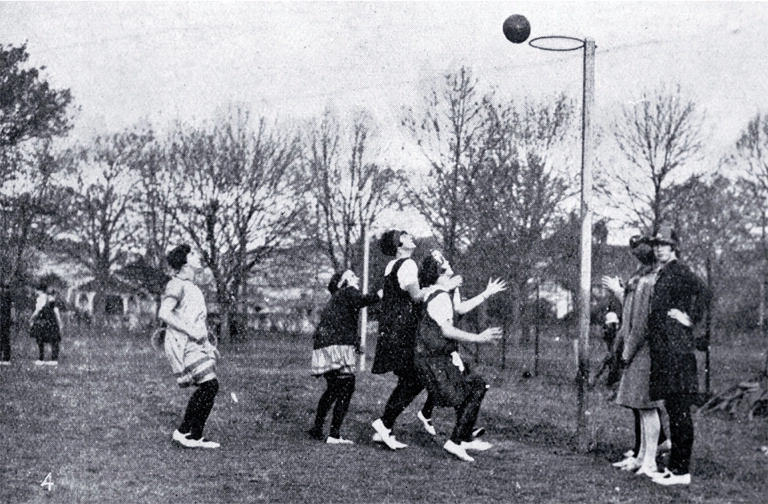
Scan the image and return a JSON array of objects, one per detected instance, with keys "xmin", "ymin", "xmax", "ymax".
[
  {"xmin": 428, "ymin": 291, "xmax": 502, "ymax": 343},
  {"xmin": 455, "ymin": 278, "xmax": 507, "ymax": 315},
  {"xmin": 439, "ymin": 321, "xmax": 503, "ymax": 344},
  {"xmin": 404, "ymin": 275, "xmax": 463, "ymax": 303}
]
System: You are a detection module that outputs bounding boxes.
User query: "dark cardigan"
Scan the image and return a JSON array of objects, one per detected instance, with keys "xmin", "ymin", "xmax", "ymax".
[{"xmin": 313, "ymin": 287, "xmax": 380, "ymax": 350}]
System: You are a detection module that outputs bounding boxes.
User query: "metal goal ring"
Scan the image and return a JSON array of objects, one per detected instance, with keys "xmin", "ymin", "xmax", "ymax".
[{"xmin": 528, "ymin": 36, "xmax": 585, "ymax": 52}]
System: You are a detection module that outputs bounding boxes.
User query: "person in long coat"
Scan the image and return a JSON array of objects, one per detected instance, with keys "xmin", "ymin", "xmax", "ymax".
[
  {"xmin": 604, "ymin": 236, "xmax": 665, "ymax": 476},
  {"xmin": 646, "ymin": 225, "xmax": 711, "ymax": 486}
]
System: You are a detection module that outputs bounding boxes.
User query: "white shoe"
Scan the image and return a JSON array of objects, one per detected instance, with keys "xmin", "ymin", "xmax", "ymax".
[
  {"xmin": 34, "ymin": 360, "xmax": 44, "ymax": 366},
  {"xmin": 45, "ymin": 361, "xmax": 58, "ymax": 366},
  {"xmin": 443, "ymin": 440, "xmax": 474, "ymax": 462},
  {"xmin": 620, "ymin": 459, "xmax": 642, "ymax": 472},
  {"xmin": 172, "ymin": 430, "xmax": 220, "ymax": 449},
  {"xmin": 371, "ymin": 419, "xmax": 407, "ymax": 450},
  {"xmin": 372, "ymin": 432, "xmax": 408, "ymax": 448},
  {"xmin": 635, "ymin": 465, "xmax": 660, "ymax": 478},
  {"xmin": 326, "ymin": 436, "xmax": 354, "ymax": 445},
  {"xmin": 417, "ymin": 411, "xmax": 436, "ymax": 436},
  {"xmin": 0, "ymin": 361, "xmax": 10, "ymax": 366},
  {"xmin": 371, "ymin": 432, "xmax": 408, "ymax": 448},
  {"xmin": 172, "ymin": 430, "xmax": 196, "ymax": 447},
  {"xmin": 187, "ymin": 437, "xmax": 221, "ymax": 449},
  {"xmin": 652, "ymin": 470, "xmax": 691, "ymax": 486},
  {"xmin": 612, "ymin": 456, "xmax": 637, "ymax": 468},
  {"xmin": 658, "ymin": 439, "xmax": 672, "ymax": 452},
  {"xmin": 461, "ymin": 439, "xmax": 493, "ymax": 451}
]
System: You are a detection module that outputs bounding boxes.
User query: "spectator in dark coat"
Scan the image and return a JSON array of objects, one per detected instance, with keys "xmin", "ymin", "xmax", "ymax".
[{"xmin": 646, "ymin": 225, "xmax": 711, "ymax": 486}]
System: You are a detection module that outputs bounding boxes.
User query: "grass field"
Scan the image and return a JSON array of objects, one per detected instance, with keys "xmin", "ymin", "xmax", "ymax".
[{"xmin": 1, "ymin": 326, "xmax": 767, "ymax": 504}]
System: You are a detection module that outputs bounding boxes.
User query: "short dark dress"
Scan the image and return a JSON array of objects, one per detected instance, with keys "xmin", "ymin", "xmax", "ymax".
[
  {"xmin": 30, "ymin": 300, "xmax": 61, "ymax": 343},
  {"xmin": 414, "ymin": 289, "xmax": 481, "ymax": 408},
  {"xmin": 371, "ymin": 258, "xmax": 420, "ymax": 377}
]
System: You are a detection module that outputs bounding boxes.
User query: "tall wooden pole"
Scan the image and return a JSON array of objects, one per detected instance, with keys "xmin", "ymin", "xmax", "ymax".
[
  {"xmin": 359, "ymin": 226, "xmax": 371, "ymax": 371},
  {"xmin": 576, "ymin": 38, "xmax": 595, "ymax": 452}
]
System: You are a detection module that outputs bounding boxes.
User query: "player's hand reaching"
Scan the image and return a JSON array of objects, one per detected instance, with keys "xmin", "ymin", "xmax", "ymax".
[
  {"xmin": 483, "ymin": 278, "xmax": 507, "ymax": 299},
  {"xmin": 479, "ymin": 327, "xmax": 503, "ymax": 342}
]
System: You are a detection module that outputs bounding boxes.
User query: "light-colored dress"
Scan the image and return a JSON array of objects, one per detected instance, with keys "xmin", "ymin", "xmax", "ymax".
[
  {"xmin": 615, "ymin": 269, "xmax": 663, "ymax": 410},
  {"xmin": 162, "ymin": 275, "xmax": 217, "ymax": 388}
]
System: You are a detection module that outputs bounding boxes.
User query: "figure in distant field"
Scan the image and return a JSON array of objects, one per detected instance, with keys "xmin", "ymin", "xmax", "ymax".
[
  {"xmin": 29, "ymin": 285, "xmax": 63, "ymax": 366},
  {"xmin": 603, "ymin": 235, "xmax": 669, "ymax": 477},
  {"xmin": 413, "ymin": 251, "xmax": 502, "ymax": 462},
  {"xmin": 158, "ymin": 244, "xmax": 220, "ymax": 449},
  {"xmin": 645, "ymin": 225, "xmax": 711, "ymax": 486},
  {"xmin": 370, "ymin": 230, "xmax": 461, "ymax": 450},
  {"xmin": 308, "ymin": 270, "xmax": 381, "ymax": 444},
  {"xmin": 0, "ymin": 281, "xmax": 12, "ymax": 365}
]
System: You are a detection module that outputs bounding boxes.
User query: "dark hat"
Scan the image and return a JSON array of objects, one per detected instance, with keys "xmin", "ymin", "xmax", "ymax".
[
  {"xmin": 629, "ymin": 235, "xmax": 655, "ymax": 265},
  {"xmin": 378, "ymin": 230, "xmax": 404, "ymax": 257},
  {"xmin": 649, "ymin": 224, "xmax": 679, "ymax": 246}
]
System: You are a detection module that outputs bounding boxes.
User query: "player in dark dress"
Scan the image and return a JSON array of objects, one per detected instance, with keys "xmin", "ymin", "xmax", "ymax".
[
  {"xmin": 370, "ymin": 230, "xmax": 461, "ymax": 450},
  {"xmin": 414, "ymin": 251, "xmax": 502, "ymax": 462},
  {"xmin": 308, "ymin": 270, "xmax": 381, "ymax": 444}
]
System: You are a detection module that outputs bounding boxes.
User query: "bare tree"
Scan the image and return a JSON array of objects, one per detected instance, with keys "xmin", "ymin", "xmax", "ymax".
[
  {"xmin": 462, "ymin": 94, "xmax": 577, "ymax": 357},
  {"xmin": 57, "ymin": 130, "xmax": 148, "ymax": 326},
  {"xmin": 401, "ymin": 66, "xmax": 489, "ymax": 262},
  {"xmin": 168, "ymin": 107, "xmax": 306, "ymax": 340},
  {"xmin": 608, "ymin": 83, "xmax": 706, "ymax": 233},
  {"xmin": 305, "ymin": 108, "xmax": 405, "ymax": 271}
]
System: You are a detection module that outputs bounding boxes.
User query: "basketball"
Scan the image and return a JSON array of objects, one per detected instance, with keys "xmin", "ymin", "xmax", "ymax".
[{"xmin": 503, "ymin": 14, "xmax": 531, "ymax": 44}]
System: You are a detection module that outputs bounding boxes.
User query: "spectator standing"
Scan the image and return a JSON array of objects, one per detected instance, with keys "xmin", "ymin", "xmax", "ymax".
[{"xmin": 646, "ymin": 225, "xmax": 711, "ymax": 486}]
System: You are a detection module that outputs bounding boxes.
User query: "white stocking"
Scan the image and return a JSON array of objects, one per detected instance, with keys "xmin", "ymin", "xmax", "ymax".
[{"xmin": 640, "ymin": 408, "xmax": 660, "ymax": 469}]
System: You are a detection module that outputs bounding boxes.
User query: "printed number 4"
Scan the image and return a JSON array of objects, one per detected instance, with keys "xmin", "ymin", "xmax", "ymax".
[{"xmin": 41, "ymin": 473, "xmax": 54, "ymax": 491}]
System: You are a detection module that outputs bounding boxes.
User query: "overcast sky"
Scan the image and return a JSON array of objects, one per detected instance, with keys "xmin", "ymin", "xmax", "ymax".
[{"xmin": 3, "ymin": 1, "xmax": 768, "ymax": 238}]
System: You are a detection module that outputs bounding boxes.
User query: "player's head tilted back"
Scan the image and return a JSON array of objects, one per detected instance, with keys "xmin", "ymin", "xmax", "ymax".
[
  {"xmin": 378, "ymin": 230, "xmax": 415, "ymax": 257},
  {"xmin": 167, "ymin": 244, "xmax": 192, "ymax": 271},
  {"xmin": 419, "ymin": 250, "xmax": 453, "ymax": 288},
  {"xmin": 328, "ymin": 270, "xmax": 359, "ymax": 294}
]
